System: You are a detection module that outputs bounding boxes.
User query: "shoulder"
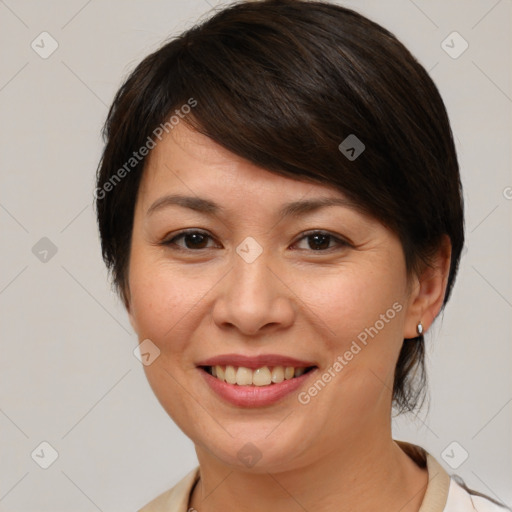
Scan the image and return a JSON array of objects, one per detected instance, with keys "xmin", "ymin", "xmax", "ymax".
[
  {"xmin": 445, "ymin": 477, "xmax": 511, "ymax": 512},
  {"xmin": 137, "ymin": 467, "xmax": 200, "ymax": 512},
  {"xmin": 394, "ymin": 440, "xmax": 509, "ymax": 512}
]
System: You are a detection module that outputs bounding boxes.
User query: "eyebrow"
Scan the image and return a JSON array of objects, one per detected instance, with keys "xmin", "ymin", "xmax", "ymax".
[{"xmin": 146, "ymin": 193, "xmax": 358, "ymax": 220}]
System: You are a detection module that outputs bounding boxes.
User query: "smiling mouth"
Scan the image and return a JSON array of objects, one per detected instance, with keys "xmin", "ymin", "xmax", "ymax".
[{"xmin": 201, "ymin": 365, "xmax": 316, "ymax": 386}]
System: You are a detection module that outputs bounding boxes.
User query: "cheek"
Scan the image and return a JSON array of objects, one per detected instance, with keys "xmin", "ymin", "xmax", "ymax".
[
  {"xmin": 295, "ymin": 268, "xmax": 406, "ymax": 422},
  {"xmin": 128, "ymin": 251, "xmax": 221, "ymax": 353},
  {"xmin": 294, "ymin": 263, "xmax": 405, "ymax": 347},
  {"xmin": 298, "ymin": 262, "xmax": 407, "ymax": 409},
  {"xmin": 128, "ymin": 255, "xmax": 211, "ymax": 425}
]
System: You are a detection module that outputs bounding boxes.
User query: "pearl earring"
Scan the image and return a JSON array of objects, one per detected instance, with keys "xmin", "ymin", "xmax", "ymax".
[{"xmin": 417, "ymin": 322, "xmax": 423, "ymax": 335}]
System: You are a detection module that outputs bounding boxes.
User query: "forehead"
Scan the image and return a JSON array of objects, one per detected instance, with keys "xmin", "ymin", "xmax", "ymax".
[{"xmin": 138, "ymin": 121, "xmax": 348, "ymax": 208}]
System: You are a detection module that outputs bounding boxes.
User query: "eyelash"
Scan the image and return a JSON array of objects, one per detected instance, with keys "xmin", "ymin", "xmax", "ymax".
[{"xmin": 160, "ymin": 229, "xmax": 351, "ymax": 253}]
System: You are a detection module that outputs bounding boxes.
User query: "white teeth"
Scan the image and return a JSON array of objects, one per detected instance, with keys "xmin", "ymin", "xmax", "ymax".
[
  {"xmin": 225, "ymin": 365, "xmax": 237, "ymax": 384},
  {"xmin": 252, "ymin": 367, "xmax": 272, "ymax": 386},
  {"xmin": 236, "ymin": 367, "xmax": 253, "ymax": 386},
  {"xmin": 210, "ymin": 365, "xmax": 310, "ymax": 385},
  {"xmin": 271, "ymin": 366, "xmax": 284, "ymax": 383}
]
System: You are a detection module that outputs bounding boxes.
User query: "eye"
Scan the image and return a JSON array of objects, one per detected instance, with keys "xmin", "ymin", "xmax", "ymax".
[
  {"xmin": 161, "ymin": 229, "xmax": 350, "ymax": 253},
  {"xmin": 162, "ymin": 230, "xmax": 218, "ymax": 251},
  {"xmin": 292, "ymin": 230, "xmax": 350, "ymax": 252}
]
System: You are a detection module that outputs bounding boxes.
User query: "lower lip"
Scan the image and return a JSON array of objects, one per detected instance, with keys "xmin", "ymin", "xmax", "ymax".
[{"xmin": 199, "ymin": 368, "xmax": 317, "ymax": 407}]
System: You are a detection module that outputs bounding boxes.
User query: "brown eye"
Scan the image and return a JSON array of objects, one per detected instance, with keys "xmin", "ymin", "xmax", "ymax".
[
  {"xmin": 307, "ymin": 233, "xmax": 331, "ymax": 250},
  {"xmin": 163, "ymin": 230, "xmax": 216, "ymax": 250},
  {"xmin": 293, "ymin": 230, "xmax": 350, "ymax": 252}
]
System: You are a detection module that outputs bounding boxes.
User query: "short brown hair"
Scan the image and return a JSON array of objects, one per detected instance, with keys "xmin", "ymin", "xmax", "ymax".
[{"xmin": 95, "ymin": 0, "xmax": 464, "ymax": 415}]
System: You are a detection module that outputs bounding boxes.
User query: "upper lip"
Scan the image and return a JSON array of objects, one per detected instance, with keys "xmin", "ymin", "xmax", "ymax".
[{"xmin": 196, "ymin": 354, "xmax": 317, "ymax": 369}]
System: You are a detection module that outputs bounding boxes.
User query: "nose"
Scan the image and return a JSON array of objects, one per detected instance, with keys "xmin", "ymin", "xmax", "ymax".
[{"xmin": 211, "ymin": 248, "xmax": 296, "ymax": 336}]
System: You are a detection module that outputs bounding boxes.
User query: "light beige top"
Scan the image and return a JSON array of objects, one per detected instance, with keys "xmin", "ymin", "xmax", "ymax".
[{"xmin": 138, "ymin": 440, "xmax": 506, "ymax": 512}]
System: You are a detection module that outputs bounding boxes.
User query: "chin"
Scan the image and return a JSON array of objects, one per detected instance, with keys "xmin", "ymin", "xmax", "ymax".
[{"xmin": 191, "ymin": 420, "xmax": 315, "ymax": 474}]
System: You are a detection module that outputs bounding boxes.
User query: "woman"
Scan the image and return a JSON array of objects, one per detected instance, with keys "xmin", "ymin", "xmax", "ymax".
[{"xmin": 95, "ymin": 1, "xmax": 509, "ymax": 511}]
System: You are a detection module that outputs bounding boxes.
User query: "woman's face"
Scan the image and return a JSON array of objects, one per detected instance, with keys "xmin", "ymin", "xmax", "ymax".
[{"xmin": 127, "ymin": 121, "xmax": 422, "ymax": 472}]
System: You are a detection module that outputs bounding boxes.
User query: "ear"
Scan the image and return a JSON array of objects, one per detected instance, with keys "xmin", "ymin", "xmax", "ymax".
[{"xmin": 403, "ymin": 234, "xmax": 452, "ymax": 338}]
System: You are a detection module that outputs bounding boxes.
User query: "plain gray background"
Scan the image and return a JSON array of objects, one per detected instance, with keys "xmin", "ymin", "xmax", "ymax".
[{"xmin": 1, "ymin": 0, "xmax": 511, "ymax": 510}]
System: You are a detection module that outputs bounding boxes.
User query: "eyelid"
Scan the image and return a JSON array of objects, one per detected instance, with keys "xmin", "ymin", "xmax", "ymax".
[
  {"xmin": 291, "ymin": 229, "xmax": 352, "ymax": 250},
  {"xmin": 162, "ymin": 229, "xmax": 218, "ymax": 250},
  {"xmin": 161, "ymin": 228, "xmax": 352, "ymax": 252}
]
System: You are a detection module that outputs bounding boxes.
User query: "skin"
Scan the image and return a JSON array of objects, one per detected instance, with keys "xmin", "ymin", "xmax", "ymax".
[{"xmin": 126, "ymin": 121, "xmax": 452, "ymax": 512}]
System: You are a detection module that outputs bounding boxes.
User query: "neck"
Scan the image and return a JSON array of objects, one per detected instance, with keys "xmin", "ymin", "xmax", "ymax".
[{"xmin": 189, "ymin": 430, "xmax": 428, "ymax": 512}]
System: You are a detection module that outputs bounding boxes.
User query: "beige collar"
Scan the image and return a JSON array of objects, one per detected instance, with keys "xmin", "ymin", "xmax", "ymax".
[{"xmin": 395, "ymin": 440, "xmax": 451, "ymax": 512}]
